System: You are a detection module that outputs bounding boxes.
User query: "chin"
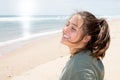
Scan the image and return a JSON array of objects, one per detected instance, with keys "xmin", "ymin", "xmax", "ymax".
[
  {"xmin": 61, "ymin": 40, "xmax": 71, "ymax": 47},
  {"xmin": 61, "ymin": 37, "xmax": 72, "ymax": 47}
]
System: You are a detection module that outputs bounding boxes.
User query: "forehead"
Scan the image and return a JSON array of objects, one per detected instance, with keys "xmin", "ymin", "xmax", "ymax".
[{"xmin": 69, "ymin": 14, "xmax": 84, "ymax": 28}]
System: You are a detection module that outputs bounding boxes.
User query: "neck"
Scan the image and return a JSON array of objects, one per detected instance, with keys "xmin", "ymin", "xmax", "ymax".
[{"xmin": 70, "ymin": 48, "xmax": 83, "ymax": 56}]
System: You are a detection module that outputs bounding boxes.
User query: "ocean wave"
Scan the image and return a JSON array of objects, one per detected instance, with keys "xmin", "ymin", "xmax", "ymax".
[{"xmin": 0, "ymin": 29, "xmax": 62, "ymax": 46}]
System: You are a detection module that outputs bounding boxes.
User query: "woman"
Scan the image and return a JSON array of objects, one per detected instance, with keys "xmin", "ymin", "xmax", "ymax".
[{"xmin": 59, "ymin": 11, "xmax": 110, "ymax": 80}]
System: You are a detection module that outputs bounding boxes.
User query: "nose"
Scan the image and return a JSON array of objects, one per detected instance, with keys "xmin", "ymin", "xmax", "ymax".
[{"xmin": 63, "ymin": 26, "xmax": 70, "ymax": 34}]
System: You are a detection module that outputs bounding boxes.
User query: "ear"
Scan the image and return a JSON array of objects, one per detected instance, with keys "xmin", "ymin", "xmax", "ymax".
[{"xmin": 82, "ymin": 35, "xmax": 91, "ymax": 43}]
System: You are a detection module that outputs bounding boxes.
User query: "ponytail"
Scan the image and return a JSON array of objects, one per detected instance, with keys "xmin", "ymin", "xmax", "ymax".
[
  {"xmin": 75, "ymin": 11, "xmax": 110, "ymax": 59},
  {"xmin": 91, "ymin": 19, "xmax": 110, "ymax": 58}
]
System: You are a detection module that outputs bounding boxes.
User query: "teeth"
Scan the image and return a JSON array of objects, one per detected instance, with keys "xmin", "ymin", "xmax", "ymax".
[{"xmin": 63, "ymin": 35, "xmax": 70, "ymax": 39}]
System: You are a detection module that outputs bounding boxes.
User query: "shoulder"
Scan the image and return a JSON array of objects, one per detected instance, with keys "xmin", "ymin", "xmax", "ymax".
[
  {"xmin": 70, "ymin": 69, "xmax": 96, "ymax": 80},
  {"xmin": 69, "ymin": 50, "xmax": 98, "ymax": 80},
  {"xmin": 70, "ymin": 50, "xmax": 96, "ymax": 73},
  {"xmin": 72, "ymin": 50, "xmax": 94, "ymax": 66},
  {"xmin": 70, "ymin": 50, "xmax": 104, "ymax": 80}
]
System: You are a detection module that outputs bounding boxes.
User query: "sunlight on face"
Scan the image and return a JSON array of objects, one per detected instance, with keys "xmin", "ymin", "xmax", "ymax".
[{"xmin": 18, "ymin": 0, "xmax": 35, "ymax": 38}]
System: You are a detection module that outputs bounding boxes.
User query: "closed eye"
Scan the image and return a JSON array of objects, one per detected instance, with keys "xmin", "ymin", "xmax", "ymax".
[{"xmin": 71, "ymin": 26, "xmax": 77, "ymax": 31}]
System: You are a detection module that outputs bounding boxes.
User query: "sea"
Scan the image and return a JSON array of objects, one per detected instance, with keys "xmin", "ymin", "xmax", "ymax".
[
  {"xmin": 0, "ymin": 15, "xmax": 68, "ymax": 56},
  {"xmin": 0, "ymin": 14, "xmax": 120, "ymax": 56}
]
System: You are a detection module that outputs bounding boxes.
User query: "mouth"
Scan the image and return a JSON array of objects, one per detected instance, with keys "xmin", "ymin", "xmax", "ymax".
[{"xmin": 63, "ymin": 34, "xmax": 70, "ymax": 39}]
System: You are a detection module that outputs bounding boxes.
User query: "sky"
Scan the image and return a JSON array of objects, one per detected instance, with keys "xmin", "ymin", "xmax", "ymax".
[{"xmin": 0, "ymin": 0, "xmax": 120, "ymax": 15}]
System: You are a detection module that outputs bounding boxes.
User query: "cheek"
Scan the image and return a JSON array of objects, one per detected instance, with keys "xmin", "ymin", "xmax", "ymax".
[{"xmin": 69, "ymin": 32, "xmax": 81, "ymax": 42}]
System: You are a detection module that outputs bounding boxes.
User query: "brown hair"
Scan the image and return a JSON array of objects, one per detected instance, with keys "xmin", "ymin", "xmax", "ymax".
[{"xmin": 75, "ymin": 11, "xmax": 110, "ymax": 59}]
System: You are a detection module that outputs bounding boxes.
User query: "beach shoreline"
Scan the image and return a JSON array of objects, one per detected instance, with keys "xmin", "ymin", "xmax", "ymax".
[{"xmin": 0, "ymin": 30, "xmax": 62, "ymax": 56}]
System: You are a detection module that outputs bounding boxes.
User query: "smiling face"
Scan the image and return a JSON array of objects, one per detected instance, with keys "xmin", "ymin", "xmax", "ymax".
[
  {"xmin": 61, "ymin": 14, "xmax": 86, "ymax": 48},
  {"xmin": 61, "ymin": 11, "xmax": 110, "ymax": 58}
]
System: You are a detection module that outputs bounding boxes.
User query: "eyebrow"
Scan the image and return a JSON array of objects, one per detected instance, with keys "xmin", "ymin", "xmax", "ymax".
[{"xmin": 68, "ymin": 21, "xmax": 78, "ymax": 27}]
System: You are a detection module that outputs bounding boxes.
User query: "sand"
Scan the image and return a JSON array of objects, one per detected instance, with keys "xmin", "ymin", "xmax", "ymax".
[
  {"xmin": 103, "ymin": 19, "xmax": 120, "ymax": 80},
  {"xmin": 0, "ymin": 19, "xmax": 120, "ymax": 80},
  {"xmin": 0, "ymin": 33, "xmax": 69, "ymax": 80}
]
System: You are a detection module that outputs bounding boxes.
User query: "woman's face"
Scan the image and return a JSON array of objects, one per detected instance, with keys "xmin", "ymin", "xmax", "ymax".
[{"xmin": 61, "ymin": 14, "xmax": 85, "ymax": 48}]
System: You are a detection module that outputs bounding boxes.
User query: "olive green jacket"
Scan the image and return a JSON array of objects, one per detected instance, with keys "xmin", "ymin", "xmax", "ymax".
[{"xmin": 59, "ymin": 50, "xmax": 104, "ymax": 80}]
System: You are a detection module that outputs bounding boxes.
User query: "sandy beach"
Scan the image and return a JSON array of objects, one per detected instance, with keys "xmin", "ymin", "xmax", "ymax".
[{"xmin": 0, "ymin": 19, "xmax": 120, "ymax": 80}]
